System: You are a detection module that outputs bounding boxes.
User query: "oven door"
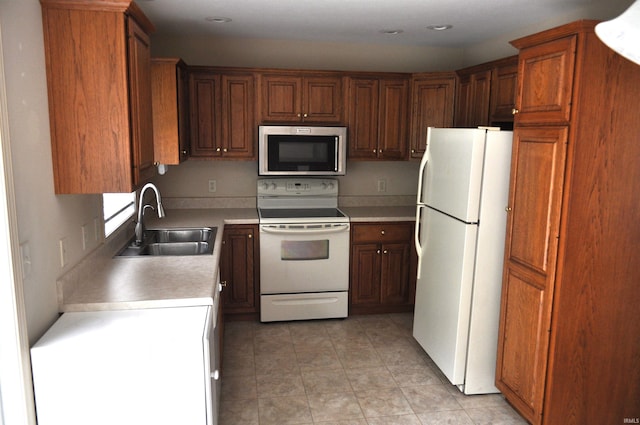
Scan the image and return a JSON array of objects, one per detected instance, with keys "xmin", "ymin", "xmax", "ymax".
[{"xmin": 259, "ymin": 222, "xmax": 350, "ymax": 294}]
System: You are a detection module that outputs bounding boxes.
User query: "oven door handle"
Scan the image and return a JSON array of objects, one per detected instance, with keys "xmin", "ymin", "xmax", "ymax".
[{"xmin": 260, "ymin": 224, "xmax": 350, "ymax": 235}]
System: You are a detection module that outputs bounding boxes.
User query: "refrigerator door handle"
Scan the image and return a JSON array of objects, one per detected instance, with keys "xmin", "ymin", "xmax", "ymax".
[
  {"xmin": 416, "ymin": 127, "xmax": 432, "ymax": 205},
  {"xmin": 415, "ymin": 203, "xmax": 425, "ymax": 279}
]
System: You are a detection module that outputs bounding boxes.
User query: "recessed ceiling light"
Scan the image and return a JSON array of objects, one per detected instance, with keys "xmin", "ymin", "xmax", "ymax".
[
  {"xmin": 205, "ymin": 16, "xmax": 232, "ymax": 23},
  {"xmin": 427, "ymin": 24, "xmax": 453, "ymax": 31},
  {"xmin": 380, "ymin": 29, "xmax": 404, "ymax": 35}
]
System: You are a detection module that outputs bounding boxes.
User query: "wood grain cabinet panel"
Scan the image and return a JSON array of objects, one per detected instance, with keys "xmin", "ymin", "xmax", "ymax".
[
  {"xmin": 151, "ymin": 58, "xmax": 190, "ymax": 164},
  {"xmin": 347, "ymin": 76, "xmax": 409, "ymax": 160},
  {"xmin": 41, "ymin": 0, "xmax": 155, "ymax": 193},
  {"xmin": 496, "ymin": 21, "xmax": 640, "ymax": 425},
  {"xmin": 409, "ymin": 73, "xmax": 456, "ymax": 159},
  {"xmin": 260, "ymin": 73, "xmax": 344, "ymax": 124},
  {"xmin": 220, "ymin": 225, "xmax": 259, "ymax": 317},
  {"xmin": 350, "ymin": 222, "xmax": 416, "ymax": 314}
]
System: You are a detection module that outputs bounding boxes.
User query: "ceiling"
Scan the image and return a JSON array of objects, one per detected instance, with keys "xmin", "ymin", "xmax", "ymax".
[{"xmin": 136, "ymin": 0, "xmax": 623, "ymax": 48}]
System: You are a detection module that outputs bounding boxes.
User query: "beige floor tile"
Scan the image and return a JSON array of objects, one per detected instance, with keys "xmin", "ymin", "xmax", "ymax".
[
  {"xmin": 295, "ymin": 347, "xmax": 342, "ymax": 371},
  {"xmin": 307, "ymin": 392, "xmax": 365, "ymax": 422},
  {"xmin": 400, "ymin": 383, "xmax": 463, "ymax": 413},
  {"xmin": 302, "ymin": 368, "xmax": 353, "ymax": 394},
  {"xmin": 416, "ymin": 409, "xmax": 475, "ymax": 424},
  {"xmin": 258, "ymin": 395, "xmax": 313, "ymax": 425},
  {"xmin": 336, "ymin": 345, "xmax": 384, "ymax": 369},
  {"xmin": 219, "ymin": 398, "xmax": 259, "ymax": 425},
  {"xmin": 256, "ymin": 372, "xmax": 305, "ymax": 397},
  {"xmin": 221, "ymin": 353, "xmax": 255, "ymax": 377},
  {"xmin": 344, "ymin": 366, "xmax": 397, "ymax": 391},
  {"xmin": 254, "ymin": 352, "xmax": 299, "ymax": 375},
  {"xmin": 355, "ymin": 386, "xmax": 413, "ymax": 417},
  {"xmin": 464, "ymin": 404, "xmax": 529, "ymax": 425},
  {"xmin": 386, "ymin": 363, "xmax": 442, "ymax": 387},
  {"xmin": 221, "ymin": 374, "xmax": 257, "ymax": 400},
  {"xmin": 366, "ymin": 414, "xmax": 423, "ymax": 425}
]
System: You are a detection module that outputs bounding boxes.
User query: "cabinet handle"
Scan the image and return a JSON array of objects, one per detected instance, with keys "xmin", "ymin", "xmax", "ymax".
[
  {"xmin": 220, "ymin": 281, "xmax": 228, "ymax": 287},
  {"xmin": 211, "ymin": 370, "xmax": 220, "ymax": 380},
  {"xmin": 505, "ymin": 206, "xmax": 512, "ymax": 212},
  {"xmin": 512, "ymin": 108, "xmax": 519, "ymax": 115}
]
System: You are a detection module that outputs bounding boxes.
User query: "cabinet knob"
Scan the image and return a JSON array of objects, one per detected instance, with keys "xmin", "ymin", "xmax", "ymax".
[
  {"xmin": 383, "ymin": 249, "xmax": 388, "ymax": 254},
  {"xmin": 297, "ymin": 113, "xmax": 301, "ymax": 118},
  {"xmin": 181, "ymin": 150, "xmax": 188, "ymax": 155},
  {"xmin": 373, "ymin": 149, "xmax": 377, "ymax": 153},
  {"xmin": 505, "ymin": 206, "xmax": 512, "ymax": 212},
  {"xmin": 512, "ymin": 108, "xmax": 519, "ymax": 115},
  {"xmin": 223, "ymin": 148, "xmax": 228, "ymax": 153},
  {"xmin": 303, "ymin": 113, "xmax": 308, "ymax": 118},
  {"xmin": 381, "ymin": 230, "xmax": 385, "ymax": 235},
  {"xmin": 216, "ymin": 147, "xmax": 221, "ymax": 152},
  {"xmin": 248, "ymin": 234, "xmax": 252, "ymax": 238},
  {"xmin": 211, "ymin": 370, "xmax": 220, "ymax": 380},
  {"xmin": 377, "ymin": 249, "xmax": 381, "ymax": 254},
  {"xmin": 220, "ymin": 281, "xmax": 228, "ymax": 287}
]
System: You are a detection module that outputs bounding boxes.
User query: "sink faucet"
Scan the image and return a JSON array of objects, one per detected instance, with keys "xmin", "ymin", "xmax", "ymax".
[{"xmin": 134, "ymin": 183, "xmax": 166, "ymax": 245}]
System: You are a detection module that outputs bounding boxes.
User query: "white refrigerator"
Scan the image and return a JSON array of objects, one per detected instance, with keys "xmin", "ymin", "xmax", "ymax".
[{"xmin": 413, "ymin": 127, "xmax": 512, "ymax": 395}]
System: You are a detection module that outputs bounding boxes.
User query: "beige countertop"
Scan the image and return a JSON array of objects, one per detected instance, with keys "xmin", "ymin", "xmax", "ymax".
[
  {"xmin": 57, "ymin": 208, "xmax": 258, "ymax": 313},
  {"xmin": 57, "ymin": 205, "xmax": 413, "ymax": 313}
]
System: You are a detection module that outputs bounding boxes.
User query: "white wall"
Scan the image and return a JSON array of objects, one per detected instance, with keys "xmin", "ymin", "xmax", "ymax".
[{"xmin": 0, "ymin": 0, "xmax": 104, "ymax": 343}]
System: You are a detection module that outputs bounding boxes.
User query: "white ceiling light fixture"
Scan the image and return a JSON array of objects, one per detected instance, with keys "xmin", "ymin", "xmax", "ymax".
[
  {"xmin": 205, "ymin": 16, "xmax": 232, "ymax": 23},
  {"xmin": 380, "ymin": 29, "xmax": 404, "ymax": 35},
  {"xmin": 427, "ymin": 24, "xmax": 453, "ymax": 31},
  {"xmin": 595, "ymin": 0, "xmax": 640, "ymax": 65}
]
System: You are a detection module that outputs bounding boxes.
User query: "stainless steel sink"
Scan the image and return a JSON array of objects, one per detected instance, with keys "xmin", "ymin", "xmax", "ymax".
[{"xmin": 116, "ymin": 227, "xmax": 216, "ymax": 257}]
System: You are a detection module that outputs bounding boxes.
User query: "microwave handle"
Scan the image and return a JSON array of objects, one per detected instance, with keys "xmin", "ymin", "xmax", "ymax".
[{"xmin": 334, "ymin": 136, "xmax": 338, "ymax": 172}]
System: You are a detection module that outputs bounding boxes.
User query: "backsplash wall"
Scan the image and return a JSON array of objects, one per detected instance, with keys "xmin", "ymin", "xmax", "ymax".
[{"xmin": 152, "ymin": 159, "xmax": 420, "ymax": 201}]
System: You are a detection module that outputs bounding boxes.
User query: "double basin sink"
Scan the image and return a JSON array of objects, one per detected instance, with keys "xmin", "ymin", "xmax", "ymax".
[{"xmin": 117, "ymin": 227, "xmax": 216, "ymax": 257}]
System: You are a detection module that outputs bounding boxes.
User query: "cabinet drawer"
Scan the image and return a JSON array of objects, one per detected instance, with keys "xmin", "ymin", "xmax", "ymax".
[{"xmin": 352, "ymin": 223, "xmax": 413, "ymax": 243}]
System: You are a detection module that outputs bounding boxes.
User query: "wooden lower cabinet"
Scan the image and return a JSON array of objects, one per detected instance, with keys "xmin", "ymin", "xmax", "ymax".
[
  {"xmin": 220, "ymin": 225, "xmax": 259, "ymax": 319},
  {"xmin": 350, "ymin": 222, "xmax": 416, "ymax": 314}
]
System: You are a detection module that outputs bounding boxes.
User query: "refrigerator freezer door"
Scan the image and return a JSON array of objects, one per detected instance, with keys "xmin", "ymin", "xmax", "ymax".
[
  {"xmin": 413, "ymin": 207, "xmax": 478, "ymax": 386},
  {"xmin": 420, "ymin": 128, "xmax": 487, "ymax": 222}
]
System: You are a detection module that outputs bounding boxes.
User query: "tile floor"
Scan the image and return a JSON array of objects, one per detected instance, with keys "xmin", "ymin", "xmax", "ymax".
[{"xmin": 220, "ymin": 313, "xmax": 528, "ymax": 425}]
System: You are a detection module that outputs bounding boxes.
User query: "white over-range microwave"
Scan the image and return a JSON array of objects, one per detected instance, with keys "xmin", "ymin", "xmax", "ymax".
[{"xmin": 258, "ymin": 125, "xmax": 347, "ymax": 176}]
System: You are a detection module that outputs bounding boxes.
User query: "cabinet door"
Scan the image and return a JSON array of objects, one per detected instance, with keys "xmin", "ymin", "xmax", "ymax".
[
  {"xmin": 468, "ymin": 70, "xmax": 492, "ymax": 127},
  {"xmin": 347, "ymin": 78, "xmax": 379, "ymax": 159},
  {"xmin": 350, "ymin": 243, "xmax": 382, "ymax": 305},
  {"xmin": 151, "ymin": 58, "xmax": 190, "ymax": 165},
  {"xmin": 490, "ymin": 62, "xmax": 518, "ymax": 123},
  {"xmin": 221, "ymin": 74, "xmax": 256, "ymax": 159},
  {"xmin": 454, "ymin": 75, "xmax": 472, "ymax": 127},
  {"xmin": 378, "ymin": 78, "xmax": 409, "ymax": 160},
  {"xmin": 515, "ymin": 36, "xmax": 576, "ymax": 124},
  {"xmin": 409, "ymin": 76, "xmax": 455, "ymax": 158},
  {"xmin": 189, "ymin": 73, "xmax": 222, "ymax": 157},
  {"xmin": 496, "ymin": 126, "xmax": 568, "ymax": 425},
  {"xmin": 260, "ymin": 75, "xmax": 302, "ymax": 123},
  {"xmin": 220, "ymin": 225, "xmax": 258, "ymax": 314},
  {"xmin": 380, "ymin": 242, "xmax": 412, "ymax": 305},
  {"xmin": 303, "ymin": 76, "xmax": 344, "ymax": 123},
  {"xmin": 127, "ymin": 16, "xmax": 155, "ymax": 186}
]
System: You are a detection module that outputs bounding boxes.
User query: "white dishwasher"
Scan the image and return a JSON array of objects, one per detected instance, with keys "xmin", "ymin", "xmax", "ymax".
[{"xmin": 30, "ymin": 302, "xmax": 220, "ymax": 425}]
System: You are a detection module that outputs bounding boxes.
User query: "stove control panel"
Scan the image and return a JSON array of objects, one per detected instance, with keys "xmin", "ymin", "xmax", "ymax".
[{"xmin": 258, "ymin": 178, "xmax": 339, "ymax": 197}]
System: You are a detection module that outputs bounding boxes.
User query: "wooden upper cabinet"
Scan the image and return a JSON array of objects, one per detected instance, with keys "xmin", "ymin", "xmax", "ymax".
[
  {"xmin": 454, "ymin": 68, "xmax": 491, "ymax": 127},
  {"xmin": 496, "ymin": 126, "xmax": 568, "ymax": 424},
  {"xmin": 189, "ymin": 68, "xmax": 256, "ymax": 159},
  {"xmin": 512, "ymin": 35, "xmax": 576, "ymax": 124},
  {"xmin": 151, "ymin": 58, "xmax": 190, "ymax": 165},
  {"xmin": 347, "ymin": 76, "xmax": 409, "ymax": 160},
  {"xmin": 41, "ymin": 0, "xmax": 155, "ymax": 193},
  {"xmin": 409, "ymin": 73, "xmax": 456, "ymax": 159},
  {"xmin": 490, "ymin": 57, "xmax": 518, "ymax": 124},
  {"xmin": 259, "ymin": 73, "xmax": 344, "ymax": 124}
]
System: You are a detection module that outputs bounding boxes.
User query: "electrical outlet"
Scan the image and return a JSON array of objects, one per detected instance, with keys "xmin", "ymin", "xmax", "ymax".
[
  {"xmin": 377, "ymin": 179, "xmax": 387, "ymax": 193},
  {"xmin": 81, "ymin": 224, "xmax": 90, "ymax": 250},
  {"xmin": 208, "ymin": 180, "xmax": 217, "ymax": 193},
  {"xmin": 59, "ymin": 237, "xmax": 67, "ymax": 268}
]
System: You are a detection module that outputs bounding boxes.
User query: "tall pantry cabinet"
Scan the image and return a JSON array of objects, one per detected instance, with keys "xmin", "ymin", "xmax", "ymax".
[{"xmin": 495, "ymin": 20, "xmax": 640, "ymax": 425}]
